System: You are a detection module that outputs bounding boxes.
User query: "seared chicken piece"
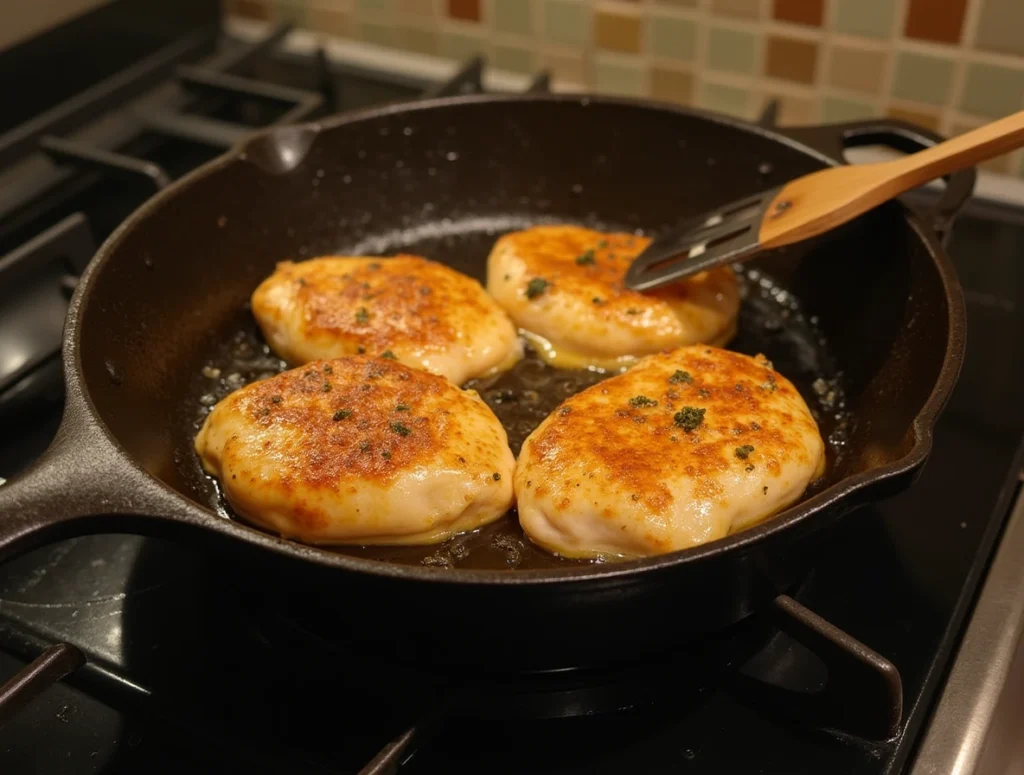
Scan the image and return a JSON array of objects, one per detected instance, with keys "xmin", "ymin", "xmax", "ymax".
[
  {"xmin": 195, "ymin": 357, "xmax": 515, "ymax": 545},
  {"xmin": 252, "ymin": 255, "xmax": 523, "ymax": 385},
  {"xmin": 487, "ymin": 225, "xmax": 739, "ymax": 371},
  {"xmin": 515, "ymin": 346, "xmax": 825, "ymax": 559}
]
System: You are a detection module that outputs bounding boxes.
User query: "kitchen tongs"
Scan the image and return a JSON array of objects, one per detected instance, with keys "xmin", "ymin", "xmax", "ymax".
[{"xmin": 625, "ymin": 110, "xmax": 1024, "ymax": 291}]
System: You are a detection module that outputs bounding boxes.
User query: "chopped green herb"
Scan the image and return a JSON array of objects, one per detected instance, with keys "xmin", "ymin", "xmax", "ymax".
[
  {"xmin": 395, "ymin": 404, "xmax": 410, "ymax": 411},
  {"xmin": 390, "ymin": 422, "xmax": 412, "ymax": 437},
  {"xmin": 626, "ymin": 308, "xmax": 640, "ymax": 315},
  {"xmin": 761, "ymin": 375, "xmax": 778, "ymax": 393},
  {"xmin": 735, "ymin": 445, "xmax": 755, "ymax": 460},
  {"xmin": 674, "ymin": 406, "xmax": 706, "ymax": 432},
  {"xmin": 597, "ymin": 240, "xmax": 609, "ymax": 249},
  {"xmin": 360, "ymin": 441, "xmax": 371, "ymax": 453},
  {"xmin": 629, "ymin": 395, "xmax": 658, "ymax": 408},
  {"xmin": 750, "ymin": 421, "xmax": 761, "ymax": 431},
  {"xmin": 492, "ymin": 472, "xmax": 502, "ymax": 481},
  {"xmin": 381, "ymin": 350, "xmax": 397, "ymax": 360},
  {"xmin": 357, "ymin": 346, "xmax": 366, "ymax": 354},
  {"xmin": 355, "ymin": 307, "xmax": 370, "ymax": 324},
  {"xmin": 698, "ymin": 388, "xmax": 710, "ymax": 398},
  {"xmin": 525, "ymin": 277, "xmax": 551, "ymax": 299},
  {"xmin": 323, "ymin": 365, "xmax": 332, "ymax": 374},
  {"xmin": 259, "ymin": 407, "xmax": 270, "ymax": 416},
  {"xmin": 271, "ymin": 395, "xmax": 282, "ymax": 404},
  {"xmin": 745, "ymin": 464, "xmax": 755, "ymax": 472},
  {"xmin": 322, "ymin": 383, "xmax": 331, "ymax": 392},
  {"xmin": 333, "ymin": 410, "xmax": 352, "ymax": 421},
  {"xmin": 297, "ymin": 277, "xmax": 307, "ymax": 286},
  {"xmin": 382, "ymin": 451, "xmax": 391, "ymax": 460},
  {"xmin": 575, "ymin": 249, "xmax": 596, "ymax": 266},
  {"xmin": 669, "ymin": 370, "xmax": 693, "ymax": 385},
  {"xmin": 592, "ymin": 297, "xmax": 605, "ymax": 305}
]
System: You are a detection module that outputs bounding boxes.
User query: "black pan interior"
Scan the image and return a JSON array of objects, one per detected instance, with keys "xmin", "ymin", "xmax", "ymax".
[{"xmin": 77, "ymin": 98, "xmax": 950, "ymax": 571}]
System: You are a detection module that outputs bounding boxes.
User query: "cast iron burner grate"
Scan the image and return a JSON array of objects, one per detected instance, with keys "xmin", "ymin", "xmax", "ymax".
[{"xmin": 233, "ymin": 583, "xmax": 902, "ymax": 774}]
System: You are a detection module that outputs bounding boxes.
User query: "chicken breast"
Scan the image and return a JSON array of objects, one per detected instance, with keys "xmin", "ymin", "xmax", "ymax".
[
  {"xmin": 487, "ymin": 225, "xmax": 739, "ymax": 371},
  {"xmin": 195, "ymin": 356, "xmax": 515, "ymax": 545},
  {"xmin": 515, "ymin": 346, "xmax": 825, "ymax": 559},
  {"xmin": 252, "ymin": 255, "xmax": 523, "ymax": 385}
]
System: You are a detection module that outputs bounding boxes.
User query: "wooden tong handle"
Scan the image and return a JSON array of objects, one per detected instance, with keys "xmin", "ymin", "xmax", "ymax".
[{"xmin": 759, "ymin": 110, "xmax": 1024, "ymax": 249}]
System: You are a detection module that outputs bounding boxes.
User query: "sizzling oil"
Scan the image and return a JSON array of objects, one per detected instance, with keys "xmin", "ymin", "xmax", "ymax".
[{"xmin": 181, "ymin": 229, "xmax": 849, "ymax": 571}]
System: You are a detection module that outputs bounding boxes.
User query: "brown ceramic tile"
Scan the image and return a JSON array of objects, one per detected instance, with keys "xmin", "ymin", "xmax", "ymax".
[
  {"xmin": 904, "ymin": 0, "xmax": 967, "ymax": 44},
  {"xmin": 710, "ymin": 0, "xmax": 761, "ymax": 19},
  {"xmin": 765, "ymin": 36, "xmax": 819, "ymax": 84},
  {"xmin": 650, "ymin": 66, "xmax": 694, "ymax": 104},
  {"xmin": 594, "ymin": 10, "xmax": 643, "ymax": 54},
  {"xmin": 308, "ymin": 6, "xmax": 351, "ymax": 37},
  {"xmin": 448, "ymin": 0, "xmax": 481, "ymax": 23},
  {"xmin": 230, "ymin": 0, "xmax": 271, "ymax": 21},
  {"xmin": 773, "ymin": 0, "xmax": 824, "ymax": 27},
  {"xmin": 886, "ymin": 104, "xmax": 941, "ymax": 131},
  {"xmin": 826, "ymin": 45, "xmax": 887, "ymax": 94}
]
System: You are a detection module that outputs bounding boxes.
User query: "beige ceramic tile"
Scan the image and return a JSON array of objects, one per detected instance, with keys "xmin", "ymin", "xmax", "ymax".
[{"xmin": 826, "ymin": 46, "xmax": 887, "ymax": 95}]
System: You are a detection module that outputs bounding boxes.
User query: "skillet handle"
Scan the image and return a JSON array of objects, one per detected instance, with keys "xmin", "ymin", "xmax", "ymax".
[
  {"xmin": 780, "ymin": 119, "xmax": 977, "ymax": 244},
  {"xmin": 0, "ymin": 396, "xmax": 184, "ymax": 565}
]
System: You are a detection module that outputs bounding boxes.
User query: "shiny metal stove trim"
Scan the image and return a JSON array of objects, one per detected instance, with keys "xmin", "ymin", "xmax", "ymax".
[{"xmin": 911, "ymin": 477, "xmax": 1024, "ymax": 775}]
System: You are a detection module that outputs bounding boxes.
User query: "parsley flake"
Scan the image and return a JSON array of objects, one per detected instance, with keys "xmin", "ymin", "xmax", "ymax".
[
  {"xmin": 674, "ymin": 406, "xmax": 706, "ymax": 432},
  {"xmin": 390, "ymin": 422, "xmax": 412, "ymax": 437},
  {"xmin": 669, "ymin": 370, "xmax": 693, "ymax": 385},
  {"xmin": 525, "ymin": 277, "xmax": 551, "ymax": 299},
  {"xmin": 626, "ymin": 308, "xmax": 640, "ymax": 315},
  {"xmin": 333, "ymin": 410, "xmax": 352, "ymax": 421},
  {"xmin": 735, "ymin": 445, "xmax": 755, "ymax": 460},
  {"xmin": 492, "ymin": 472, "xmax": 502, "ymax": 481},
  {"xmin": 271, "ymin": 395, "xmax": 282, "ymax": 404},
  {"xmin": 322, "ymin": 383, "xmax": 332, "ymax": 392},
  {"xmin": 381, "ymin": 350, "xmax": 397, "ymax": 360},
  {"xmin": 629, "ymin": 395, "xmax": 658, "ymax": 408},
  {"xmin": 575, "ymin": 249, "xmax": 596, "ymax": 266},
  {"xmin": 355, "ymin": 307, "xmax": 370, "ymax": 324},
  {"xmin": 395, "ymin": 404, "xmax": 410, "ymax": 411}
]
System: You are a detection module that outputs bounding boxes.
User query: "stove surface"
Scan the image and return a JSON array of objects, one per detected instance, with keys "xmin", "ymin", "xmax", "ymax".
[{"xmin": 2, "ymin": 22, "xmax": 1024, "ymax": 775}]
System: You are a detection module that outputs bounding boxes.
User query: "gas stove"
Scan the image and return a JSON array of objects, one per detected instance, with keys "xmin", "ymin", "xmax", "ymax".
[{"xmin": 2, "ymin": 4, "xmax": 1024, "ymax": 774}]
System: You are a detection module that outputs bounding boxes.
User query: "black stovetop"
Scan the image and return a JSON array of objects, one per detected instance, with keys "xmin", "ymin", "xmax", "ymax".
[{"xmin": 2, "ymin": 15, "xmax": 1024, "ymax": 775}]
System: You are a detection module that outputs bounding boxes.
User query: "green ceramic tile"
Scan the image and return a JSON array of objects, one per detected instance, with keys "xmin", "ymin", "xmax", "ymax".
[
  {"xmin": 494, "ymin": 0, "xmax": 533, "ymax": 36},
  {"xmin": 401, "ymin": 26, "xmax": 438, "ymax": 55},
  {"xmin": 960, "ymin": 63, "xmax": 1024, "ymax": 117},
  {"xmin": 593, "ymin": 60, "xmax": 646, "ymax": 96},
  {"xmin": 650, "ymin": 14, "xmax": 697, "ymax": 61},
  {"xmin": 975, "ymin": 0, "xmax": 1024, "ymax": 56},
  {"xmin": 494, "ymin": 44, "xmax": 535, "ymax": 74},
  {"xmin": 356, "ymin": 0, "xmax": 395, "ymax": 15},
  {"xmin": 891, "ymin": 52, "xmax": 954, "ymax": 106},
  {"xmin": 699, "ymin": 81, "xmax": 751, "ymax": 118},
  {"xmin": 441, "ymin": 31, "xmax": 489, "ymax": 60},
  {"xmin": 707, "ymin": 26, "xmax": 758, "ymax": 75},
  {"xmin": 273, "ymin": 0, "xmax": 306, "ymax": 25},
  {"xmin": 834, "ymin": 0, "xmax": 896, "ymax": 38},
  {"xmin": 543, "ymin": 0, "xmax": 588, "ymax": 46},
  {"xmin": 359, "ymin": 21, "xmax": 397, "ymax": 47},
  {"xmin": 821, "ymin": 96, "xmax": 876, "ymax": 122}
]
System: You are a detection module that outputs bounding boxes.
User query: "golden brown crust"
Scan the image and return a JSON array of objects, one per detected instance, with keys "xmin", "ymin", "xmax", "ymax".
[
  {"xmin": 251, "ymin": 255, "xmax": 523, "ymax": 384},
  {"xmin": 516, "ymin": 346, "xmax": 825, "ymax": 557}
]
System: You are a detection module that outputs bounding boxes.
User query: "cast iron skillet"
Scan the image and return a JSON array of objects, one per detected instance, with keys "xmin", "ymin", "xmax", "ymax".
[{"xmin": 0, "ymin": 95, "xmax": 969, "ymax": 670}]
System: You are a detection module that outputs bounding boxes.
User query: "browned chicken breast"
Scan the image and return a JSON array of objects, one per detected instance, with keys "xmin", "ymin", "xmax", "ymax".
[
  {"xmin": 486, "ymin": 225, "xmax": 739, "ymax": 371},
  {"xmin": 515, "ymin": 346, "xmax": 825, "ymax": 559},
  {"xmin": 195, "ymin": 357, "xmax": 515, "ymax": 545},
  {"xmin": 252, "ymin": 255, "xmax": 523, "ymax": 385}
]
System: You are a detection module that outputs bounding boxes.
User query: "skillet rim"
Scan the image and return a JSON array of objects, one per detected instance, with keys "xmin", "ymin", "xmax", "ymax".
[{"xmin": 67, "ymin": 92, "xmax": 967, "ymax": 585}]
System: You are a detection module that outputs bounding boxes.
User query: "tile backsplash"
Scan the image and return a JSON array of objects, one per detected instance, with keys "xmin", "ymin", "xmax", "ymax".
[{"xmin": 225, "ymin": 0, "xmax": 1024, "ymax": 177}]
